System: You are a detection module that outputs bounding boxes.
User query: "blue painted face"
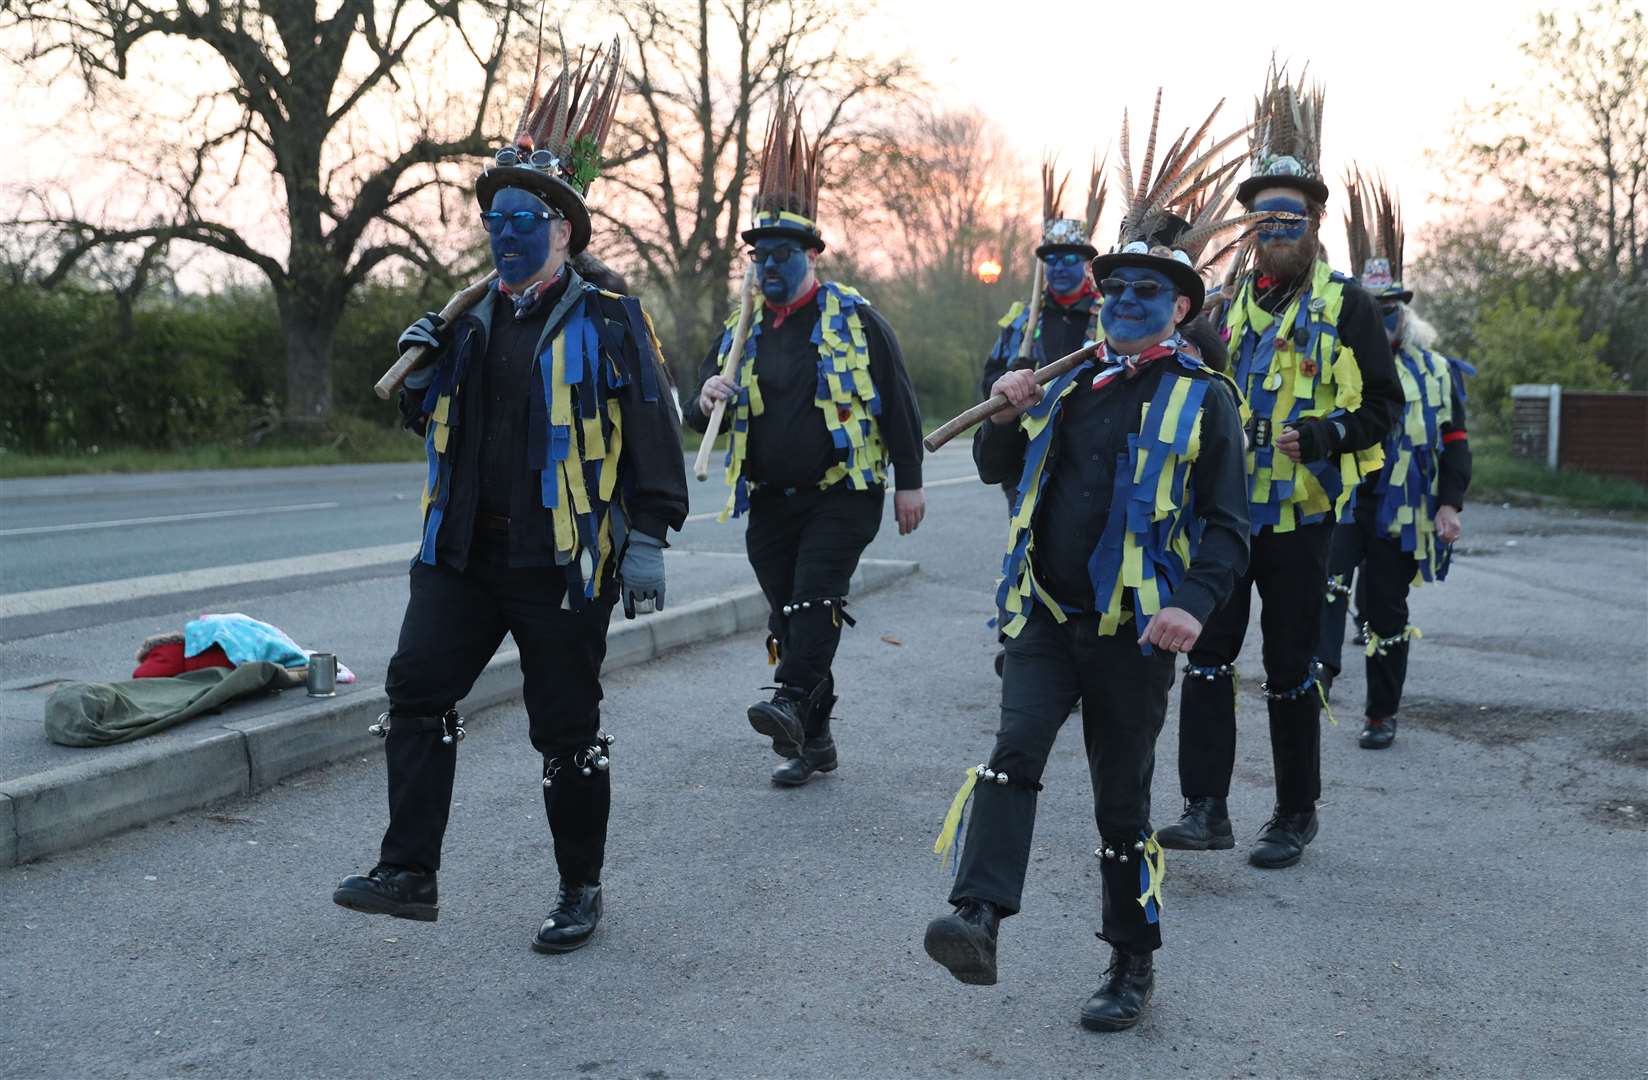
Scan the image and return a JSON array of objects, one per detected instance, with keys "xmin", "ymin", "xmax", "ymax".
[
  {"xmin": 1254, "ymin": 194, "xmax": 1309, "ymax": 244},
  {"xmin": 1099, "ymin": 267, "xmax": 1179, "ymax": 346},
  {"xmin": 1043, "ymin": 252, "xmax": 1088, "ymax": 296},
  {"xmin": 752, "ymin": 238, "xmax": 812, "ymax": 303},
  {"xmin": 486, "ymin": 188, "xmax": 557, "ymax": 286},
  {"xmin": 1381, "ymin": 301, "xmax": 1404, "ymax": 343}
]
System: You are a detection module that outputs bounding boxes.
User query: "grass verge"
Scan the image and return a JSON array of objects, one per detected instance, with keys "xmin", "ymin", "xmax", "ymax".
[
  {"xmin": 0, "ymin": 419, "xmax": 424, "ymax": 479},
  {"xmin": 1470, "ymin": 434, "xmax": 1648, "ymax": 515}
]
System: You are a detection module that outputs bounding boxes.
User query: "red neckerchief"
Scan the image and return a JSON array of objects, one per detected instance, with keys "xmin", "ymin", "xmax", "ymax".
[
  {"xmin": 769, "ymin": 280, "xmax": 821, "ymax": 328},
  {"xmin": 1091, "ymin": 339, "xmax": 1179, "ymax": 390},
  {"xmin": 1049, "ymin": 280, "xmax": 1100, "ymax": 307},
  {"xmin": 498, "ymin": 268, "xmax": 565, "ymax": 317},
  {"xmin": 1256, "ymin": 275, "xmax": 1279, "ymax": 290}
]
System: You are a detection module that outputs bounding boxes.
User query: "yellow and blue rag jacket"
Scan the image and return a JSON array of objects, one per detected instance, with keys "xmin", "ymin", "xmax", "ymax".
[
  {"xmin": 995, "ymin": 352, "xmax": 1227, "ymax": 643},
  {"xmin": 417, "ymin": 282, "xmax": 667, "ymax": 605},
  {"xmin": 1227, "ymin": 262, "xmax": 1385, "ymax": 533},
  {"xmin": 715, "ymin": 280, "xmax": 885, "ymax": 519},
  {"xmin": 1370, "ymin": 344, "xmax": 1472, "ymax": 584}
]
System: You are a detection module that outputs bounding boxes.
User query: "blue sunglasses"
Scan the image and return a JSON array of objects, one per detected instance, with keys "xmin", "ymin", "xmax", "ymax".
[
  {"xmin": 1044, "ymin": 253, "xmax": 1086, "ymax": 268},
  {"xmin": 479, "ymin": 209, "xmax": 562, "ymax": 234}
]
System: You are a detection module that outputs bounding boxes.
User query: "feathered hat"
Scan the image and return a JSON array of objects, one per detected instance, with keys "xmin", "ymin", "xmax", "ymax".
[
  {"xmin": 1344, "ymin": 168, "xmax": 1410, "ymax": 302},
  {"xmin": 741, "ymin": 85, "xmax": 825, "ymax": 252},
  {"xmin": 1236, "ymin": 60, "xmax": 1328, "ymax": 207},
  {"xmin": 1090, "ymin": 90, "xmax": 1283, "ymax": 324},
  {"xmin": 476, "ymin": 30, "xmax": 626, "ymax": 255},
  {"xmin": 1035, "ymin": 155, "xmax": 1108, "ymax": 259}
]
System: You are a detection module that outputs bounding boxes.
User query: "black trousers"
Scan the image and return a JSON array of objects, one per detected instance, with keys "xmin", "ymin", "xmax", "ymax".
[
  {"xmin": 1178, "ymin": 519, "xmax": 1333, "ymax": 814},
  {"xmin": 378, "ymin": 533, "xmax": 616, "ymax": 882},
  {"xmin": 745, "ymin": 484, "xmax": 884, "ymax": 692},
  {"xmin": 1316, "ymin": 513, "xmax": 1417, "ymax": 720},
  {"xmin": 950, "ymin": 609, "xmax": 1176, "ymax": 953}
]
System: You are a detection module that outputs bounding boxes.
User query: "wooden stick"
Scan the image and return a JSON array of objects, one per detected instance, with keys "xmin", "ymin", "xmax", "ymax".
[
  {"xmin": 692, "ymin": 263, "xmax": 758, "ymax": 481},
  {"xmin": 373, "ymin": 271, "xmax": 499, "ymax": 400},
  {"xmin": 922, "ymin": 341, "xmax": 1103, "ymax": 452},
  {"xmin": 1016, "ymin": 258, "xmax": 1046, "ymax": 361}
]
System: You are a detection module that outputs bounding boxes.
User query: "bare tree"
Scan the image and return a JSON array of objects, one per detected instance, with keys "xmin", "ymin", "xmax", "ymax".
[
  {"xmin": 1445, "ymin": 1, "xmax": 1646, "ymax": 279},
  {"xmin": 7, "ymin": 0, "xmax": 524, "ymax": 426},
  {"xmin": 858, "ymin": 105, "xmax": 1036, "ymax": 287},
  {"xmin": 597, "ymin": 0, "xmax": 912, "ymax": 381}
]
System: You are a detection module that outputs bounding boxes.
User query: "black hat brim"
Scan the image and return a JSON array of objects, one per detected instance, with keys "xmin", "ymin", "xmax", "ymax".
[
  {"xmin": 740, "ymin": 223, "xmax": 826, "ymax": 253},
  {"xmin": 1088, "ymin": 251, "xmax": 1206, "ymax": 325},
  {"xmin": 1237, "ymin": 174, "xmax": 1331, "ymax": 208},
  {"xmin": 1035, "ymin": 242, "xmax": 1099, "ymax": 260},
  {"xmin": 476, "ymin": 166, "xmax": 593, "ymax": 254}
]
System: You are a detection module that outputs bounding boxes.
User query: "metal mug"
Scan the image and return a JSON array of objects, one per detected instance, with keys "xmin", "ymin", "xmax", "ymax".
[{"xmin": 306, "ymin": 653, "xmax": 338, "ymax": 697}]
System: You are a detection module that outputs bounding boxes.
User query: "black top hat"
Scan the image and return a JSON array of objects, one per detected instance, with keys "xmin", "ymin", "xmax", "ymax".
[{"xmin": 475, "ymin": 35, "xmax": 625, "ymax": 256}]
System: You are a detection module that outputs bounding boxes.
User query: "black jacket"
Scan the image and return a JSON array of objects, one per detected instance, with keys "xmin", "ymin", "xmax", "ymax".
[{"xmin": 399, "ymin": 271, "xmax": 688, "ymax": 571}]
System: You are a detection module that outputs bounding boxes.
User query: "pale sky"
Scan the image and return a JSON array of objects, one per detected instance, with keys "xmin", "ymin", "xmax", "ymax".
[{"xmin": 3, "ymin": 0, "xmax": 1575, "ymax": 280}]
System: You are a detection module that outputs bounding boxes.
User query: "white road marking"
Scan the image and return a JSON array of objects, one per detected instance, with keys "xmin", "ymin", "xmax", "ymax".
[
  {"xmin": 0, "ymin": 543, "xmax": 415, "ymax": 618},
  {"xmin": 0, "ymin": 502, "xmax": 342, "ymax": 538}
]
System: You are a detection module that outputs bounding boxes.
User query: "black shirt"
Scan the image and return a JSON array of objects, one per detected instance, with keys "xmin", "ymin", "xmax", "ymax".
[
  {"xmin": 974, "ymin": 357, "xmax": 1251, "ymax": 623},
  {"xmin": 477, "ymin": 276, "xmax": 566, "ymax": 518},
  {"xmin": 687, "ymin": 287, "xmax": 925, "ymax": 491},
  {"xmin": 980, "ymin": 292, "xmax": 1098, "ymax": 398}
]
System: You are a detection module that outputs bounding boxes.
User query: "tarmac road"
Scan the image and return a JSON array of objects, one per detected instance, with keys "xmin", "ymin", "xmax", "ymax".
[{"xmin": 1, "ymin": 458, "xmax": 1645, "ymax": 1079}]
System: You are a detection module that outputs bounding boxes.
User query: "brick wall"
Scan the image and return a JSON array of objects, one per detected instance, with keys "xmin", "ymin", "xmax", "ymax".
[{"xmin": 1558, "ymin": 392, "xmax": 1648, "ymax": 483}]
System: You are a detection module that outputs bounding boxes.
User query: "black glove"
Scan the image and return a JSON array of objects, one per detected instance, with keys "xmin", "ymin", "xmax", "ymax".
[
  {"xmin": 1288, "ymin": 418, "xmax": 1343, "ymax": 463},
  {"xmin": 397, "ymin": 311, "xmax": 446, "ymax": 357}
]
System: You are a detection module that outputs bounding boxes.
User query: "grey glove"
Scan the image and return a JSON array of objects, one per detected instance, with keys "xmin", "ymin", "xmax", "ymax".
[
  {"xmin": 620, "ymin": 531, "xmax": 666, "ymax": 619},
  {"xmin": 397, "ymin": 312, "xmax": 445, "ymax": 356}
]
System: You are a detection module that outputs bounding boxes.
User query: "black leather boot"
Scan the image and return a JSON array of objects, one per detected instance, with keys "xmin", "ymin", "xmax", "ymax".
[
  {"xmin": 1359, "ymin": 714, "xmax": 1397, "ymax": 749},
  {"xmin": 1154, "ymin": 797, "xmax": 1234, "ymax": 851},
  {"xmin": 923, "ymin": 899, "xmax": 1001, "ymax": 986},
  {"xmin": 1248, "ymin": 808, "xmax": 1320, "ymax": 868},
  {"xmin": 531, "ymin": 880, "xmax": 603, "ymax": 953},
  {"xmin": 748, "ymin": 686, "xmax": 807, "ymax": 759},
  {"xmin": 332, "ymin": 866, "xmax": 438, "ymax": 922},
  {"xmin": 1080, "ymin": 947, "xmax": 1155, "ymax": 1031},
  {"xmin": 772, "ymin": 681, "xmax": 838, "ymax": 786}
]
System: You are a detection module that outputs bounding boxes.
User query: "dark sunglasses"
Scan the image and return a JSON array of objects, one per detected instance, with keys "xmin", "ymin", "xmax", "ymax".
[
  {"xmin": 479, "ymin": 209, "xmax": 562, "ymax": 234},
  {"xmin": 1380, "ymin": 302, "xmax": 1402, "ymax": 316},
  {"xmin": 493, "ymin": 147, "xmax": 558, "ymax": 169},
  {"xmin": 1044, "ymin": 253, "xmax": 1086, "ymax": 268},
  {"xmin": 747, "ymin": 243, "xmax": 804, "ymax": 264},
  {"xmin": 1098, "ymin": 277, "xmax": 1169, "ymax": 299}
]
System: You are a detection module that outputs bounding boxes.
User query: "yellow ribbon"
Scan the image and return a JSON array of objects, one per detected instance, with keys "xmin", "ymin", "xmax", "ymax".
[
  {"xmin": 933, "ymin": 768, "xmax": 981, "ymax": 862},
  {"xmin": 1136, "ymin": 833, "xmax": 1165, "ymax": 914}
]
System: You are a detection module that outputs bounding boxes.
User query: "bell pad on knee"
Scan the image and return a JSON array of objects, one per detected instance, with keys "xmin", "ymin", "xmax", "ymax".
[
  {"xmin": 1094, "ymin": 829, "xmax": 1165, "ymax": 924},
  {"xmin": 369, "ymin": 708, "xmax": 465, "ymax": 745},
  {"xmin": 781, "ymin": 596, "xmax": 856, "ymax": 628},
  {"xmin": 541, "ymin": 730, "xmax": 614, "ymax": 789}
]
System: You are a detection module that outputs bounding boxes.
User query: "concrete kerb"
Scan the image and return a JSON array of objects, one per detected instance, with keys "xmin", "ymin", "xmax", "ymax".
[{"xmin": 0, "ymin": 562, "xmax": 918, "ymax": 869}]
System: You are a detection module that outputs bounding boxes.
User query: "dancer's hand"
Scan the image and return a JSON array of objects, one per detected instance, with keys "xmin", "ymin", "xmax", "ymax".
[
  {"xmin": 698, "ymin": 375, "xmax": 736, "ymax": 417},
  {"xmin": 1435, "ymin": 504, "xmax": 1463, "ymax": 544},
  {"xmin": 990, "ymin": 369, "xmax": 1042, "ymax": 423},
  {"xmin": 1139, "ymin": 607, "xmax": 1202, "ymax": 653},
  {"xmin": 894, "ymin": 489, "xmax": 926, "ymax": 535}
]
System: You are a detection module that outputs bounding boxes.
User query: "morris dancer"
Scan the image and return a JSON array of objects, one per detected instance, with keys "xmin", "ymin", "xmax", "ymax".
[
  {"xmin": 1161, "ymin": 64, "xmax": 1403, "ymax": 868},
  {"xmin": 924, "ymin": 95, "xmax": 1256, "ymax": 1031},
  {"xmin": 333, "ymin": 39, "xmax": 688, "ymax": 953},
  {"xmin": 687, "ymin": 89, "xmax": 926, "ymax": 788},
  {"xmin": 1316, "ymin": 171, "xmax": 1472, "ymax": 749}
]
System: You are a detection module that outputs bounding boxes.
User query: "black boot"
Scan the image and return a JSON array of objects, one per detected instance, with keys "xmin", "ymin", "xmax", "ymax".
[
  {"xmin": 1080, "ymin": 947, "xmax": 1155, "ymax": 1031},
  {"xmin": 772, "ymin": 680, "xmax": 838, "ymax": 787},
  {"xmin": 748, "ymin": 686, "xmax": 807, "ymax": 759},
  {"xmin": 531, "ymin": 880, "xmax": 603, "ymax": 953},
  {"xmin": 924, "ymin": 899, "xmax": 1001, "ymax": 986},
  {"xmin": 1359, "ymin": 714, "xmax": 1397, "ymax": 749},
  {"xmin": 1248, "ymin": 808, "xmax": 1320, "ymax": 869},
  {"xmin": 332, "ymin": 866, "xmax": 438, "ymax": 922},
  {"xmin": 1154, "ymin": 797, "xmax": 1234, "ymax": 851}
]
